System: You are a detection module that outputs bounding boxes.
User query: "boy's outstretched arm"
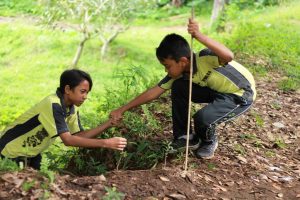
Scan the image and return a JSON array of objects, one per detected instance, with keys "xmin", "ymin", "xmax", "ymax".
[
  {"xmin": 59, "ymin": 130, "xmax": 127, "ymax": 151},
  {"xmin": 74, "ymin": 119, "xmax": 113, "ymax": 138},
  {"xmin": 187, "ymin": 18, "xmax": 234, "ymax": 63},
  {"xmin": 110, "ymin": 85, "xmax": 166, "ymax": 123}
]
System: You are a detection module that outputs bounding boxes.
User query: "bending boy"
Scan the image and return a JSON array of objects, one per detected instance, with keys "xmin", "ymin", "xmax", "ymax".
[
  {"xmin": 110, "ymin": 19, "xmax": 256, "ymax": 159},
  {"xmin": 0, "ymin": 69, "xmax": 127, "ymax": 169}
]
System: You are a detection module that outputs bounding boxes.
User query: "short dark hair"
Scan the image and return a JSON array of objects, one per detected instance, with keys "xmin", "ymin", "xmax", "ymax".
[
  {"xmin": 58, "ymin": 69, "xmax": 93, "ymax": 94},
  {"xmin": 156, "ymin": 33, "xmax": 190, "ymax": 62}
]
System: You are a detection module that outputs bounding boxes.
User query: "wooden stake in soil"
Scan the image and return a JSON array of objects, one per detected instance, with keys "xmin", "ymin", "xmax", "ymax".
[{"xmin": 183, "ymin": 7, "xmax": 195, "ymax": 177}]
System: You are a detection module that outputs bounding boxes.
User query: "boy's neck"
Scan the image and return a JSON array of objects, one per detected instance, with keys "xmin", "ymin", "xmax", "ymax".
[{"xmin": 63, "ymin": 94, "xmax": 72, "ymax": 107}]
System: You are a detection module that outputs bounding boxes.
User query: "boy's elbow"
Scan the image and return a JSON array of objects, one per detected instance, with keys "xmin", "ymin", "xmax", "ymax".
[
  {"xmin": 62, "ymin": 139, "xmax": 73, "ymax": 146},
  {"xmin": 61, "ymin": 135, "xmax": 75, "ymax": 146},
  {"xmin": 226, "ymin": 52, "xmax": 234, "ymax": 62}
]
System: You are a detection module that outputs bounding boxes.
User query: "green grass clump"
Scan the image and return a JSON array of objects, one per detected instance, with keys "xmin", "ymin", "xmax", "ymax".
[{"xmin": 222, "ymin": 1, "xmax": 300, "ymax": 90}]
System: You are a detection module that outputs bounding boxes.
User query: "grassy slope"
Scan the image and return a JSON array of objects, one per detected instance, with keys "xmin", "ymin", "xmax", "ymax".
[
  {"xmin": 0, "ymin": 1, "xmax": 300, "ymax": 130},
  {"xmin": 226, "ymin": 1, "xmax": 300, "ymax": 80}
]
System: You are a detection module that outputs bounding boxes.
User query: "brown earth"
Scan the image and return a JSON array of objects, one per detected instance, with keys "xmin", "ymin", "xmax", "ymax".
[{"xmin": 0, "ymin": 73, "xmax": 299, "ymax": 200}]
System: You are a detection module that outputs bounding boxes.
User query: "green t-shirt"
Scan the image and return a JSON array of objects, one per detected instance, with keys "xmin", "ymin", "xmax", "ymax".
[
  {"xmin": 158, "ymin": 49, "xmax": 256, "ymax": 102},
  {"xmin": 0, "ymin": 90, "xmax": 83, "ymax": 158}
]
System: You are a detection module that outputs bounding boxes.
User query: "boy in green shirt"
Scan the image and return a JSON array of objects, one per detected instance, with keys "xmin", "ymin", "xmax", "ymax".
[
  {"xmin": 0, "ymin": 69, "xmax": 127, "ymax": 169},
  {"xmin": 110, "ymin": 19, "xmax": 256, "ymax": 159}
]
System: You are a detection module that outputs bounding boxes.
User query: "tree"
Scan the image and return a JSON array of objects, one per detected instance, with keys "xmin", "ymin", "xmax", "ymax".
[
  {"xmin": 41, "ymin": 0, "xmax": 153, "ymax": 68},
  {"xmin": 210, "ymin": 0, "xmax": 227, "ymax": 29}
]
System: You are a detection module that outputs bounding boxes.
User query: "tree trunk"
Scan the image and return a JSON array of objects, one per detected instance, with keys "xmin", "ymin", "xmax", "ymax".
[
  {"xmin": 172, "ymin": 0, "xmax": 183, "ymax": 7},
  {"xmin": 210, "ymin": 0, "xmax": 226, "ymax": 28},
  {"xmin": 99, "ymin": 30, "xmax": 120, "ymax": 59},
  {"xmin": 71, "ymin": 37, "xmax": 88, "ymax": 69},
  {"xmin": 100, "ymin": 41, "xmax": 109, "ymax": 60}
]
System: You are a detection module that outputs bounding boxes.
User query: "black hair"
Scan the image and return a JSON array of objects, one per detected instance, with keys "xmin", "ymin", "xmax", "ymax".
[
  {"xmin": 156, "ymin": 33, "xmax": 190, "ymax": 62},
  {"xmin": 58, "ymin": 69, "xmax": 93, "ymax": 94}
]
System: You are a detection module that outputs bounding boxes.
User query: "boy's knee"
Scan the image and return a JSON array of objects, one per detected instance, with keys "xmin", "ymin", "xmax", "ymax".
[{"xmin": 193, "ymin": 110, "xmax": 210, "ymax": 127}]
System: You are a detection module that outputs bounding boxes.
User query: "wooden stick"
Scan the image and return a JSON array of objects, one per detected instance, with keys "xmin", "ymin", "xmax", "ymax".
[{"xmin": 183, "ymin": 6, "xmax": 195, "ymax": 176}]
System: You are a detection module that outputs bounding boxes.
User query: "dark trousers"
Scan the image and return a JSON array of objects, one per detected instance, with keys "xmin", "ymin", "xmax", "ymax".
[
  {"xmin": 171, "ymin": 78, "xmax": 253, "ymax": 141},
  {"xmin": 1, "ymin": 154, "xmax": 42, "ymax": 170}
]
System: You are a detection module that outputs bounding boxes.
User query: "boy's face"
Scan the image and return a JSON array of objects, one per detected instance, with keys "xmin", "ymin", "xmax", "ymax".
[
  {"xmin": 160, "ymin": 57, "xmax": 189, "ymax": 79},
  {"xmin": 65, "ymin": 80, "xmax": 90, "ymax": 107}
]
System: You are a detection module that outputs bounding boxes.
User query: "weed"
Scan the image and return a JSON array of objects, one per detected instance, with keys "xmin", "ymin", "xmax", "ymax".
[
  {"xmin": 0, "ymin": 157, "xmax": 19, "ymax": 172},
  {"xmin": 189, "ymin": 162, "xmax": 198, "ymax": 169},
  {"xmin": 251, "ymin": 111, "xmax": 264, "ymax": 127},
  {"xmin": 103, "ymin": 186, "xmax": 125, "ymax": 200},
  {"xmin": 265, "ymin": 150, "xmax": 276, "ymax": 157},
  {"xmin": 161, "ymin": 140, "xmax": 173, "ymax": 167},
  {"xmin": 270, "ymin": 100, "xmax": 282, "ymax": 110},
  {"xmin": 116, "ymin": 151, "xmax": 128, "ymax": 171},
  {"xmin": 253, "ymin": 140, "xmax": 263, "ymax": 148},
  {"xmin": 22, "ymin": 180, "xmax": 35, "ymax": 192},
  {"xmin": 207, "ymin": 162, "xmax": 217, "ymax": 170},
  {"xmin": 274, "ymin": 138, "xmax": 286, "ymax": 149},
  {"xmin": 40, "ymin": 156, "xmax": 56, "ymax": 183},
  {"xmin": 233, "ymin": 144, "xmax": 246, "ymax": 155}
]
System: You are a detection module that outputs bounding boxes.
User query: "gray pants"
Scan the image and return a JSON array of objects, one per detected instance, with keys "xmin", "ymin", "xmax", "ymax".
[{"xmin": 171, "ymin": 77, "xmax": 253, "ymax": 141}]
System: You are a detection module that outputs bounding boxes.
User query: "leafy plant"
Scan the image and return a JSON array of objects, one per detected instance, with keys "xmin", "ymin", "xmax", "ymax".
[
  {"xmin": 233, "ymin": 144, "xmax": 246, "ymax": 155},
  {"xmin": 207, "ymin": 162, "xmax": 217, "ymax": 170},
  {"xmin": 40, "ymin": 157, "xmax": 56, "ymax": 183},
  {"xmin": 265, "ymin": 150, "xmax": 276, "ymax": 157},
  {"xmin": 274, "ymin": 138, "xmax": 286, "ymax": 149},
  {"xmin": 251, "ymin": 111, "xmax": 264, "ymax": 127},
  {"xmin": 22, "ymin": 180, "xmax": 35, "ymax": 192},
  {"xmin": 0, "ymin": 157, "xmax": 20, "ymax": 172},
  {"xmin": 103, "ymin": 186, "xmax": 125, "ymax": 200}
]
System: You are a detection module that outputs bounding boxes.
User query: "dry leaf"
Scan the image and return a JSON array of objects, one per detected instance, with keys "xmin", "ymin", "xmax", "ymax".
[
  {"xmin": 159, "ymin": 176, "xmax": 170, "ymax": 182},
  {"xmin": 167, "ymin": 193, "xmax": 186, "ymax": 199}
]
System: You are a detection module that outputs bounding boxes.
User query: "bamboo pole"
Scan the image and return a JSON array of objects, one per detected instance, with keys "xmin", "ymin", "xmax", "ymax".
[{"xmin": 183, "ymin": 6, "xmax": 195, "ymax": 176}]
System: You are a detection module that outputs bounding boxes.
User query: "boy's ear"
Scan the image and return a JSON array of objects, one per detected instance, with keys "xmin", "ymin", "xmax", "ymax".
[
  {"xmin": 64, "ymin": 85, "xmax": 71, "ymax": 94},
  {"xmin": 179, "ymin": 57, "xmax": 189, "ymax": 64}
]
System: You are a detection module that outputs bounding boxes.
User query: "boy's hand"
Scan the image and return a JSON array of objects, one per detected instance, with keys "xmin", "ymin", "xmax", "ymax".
[
  {"xmin": 109, "ymin": 109, "xmax": 123, "ymax": 125},
  {"xmin": 105, "ymin": 137, "xmax": 127, "ymax": 151},
  {"xmin": 187, "ymin": 18, "xmax": 200, "ymax": 38}
]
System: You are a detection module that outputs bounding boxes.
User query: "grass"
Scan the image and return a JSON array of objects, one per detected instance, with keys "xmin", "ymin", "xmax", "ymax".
[{"xmin": 222, "ymin": 1, "xmax": 300, "ymax": 88}]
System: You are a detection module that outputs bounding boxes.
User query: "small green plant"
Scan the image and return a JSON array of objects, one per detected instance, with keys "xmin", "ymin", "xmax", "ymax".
[
  {"xmin": 253, "ymin": 140, "xmax": 263, "ymax": 148},
  {"xmin": 0, "ymin": 157, "xmax": 19, "ymax": 172},
  {"xmin": 161, "ymin": 140, "xmax": 173, "ymax": 167},
  {"xmin": 116, "ymin": 151, "xmax": 128, "ymax": 171},
  {"xmin": 233, "ymin": 144, "xmax": 246, "ymax": 155},
  {"xmin": 103, "ymin": 186, "xmax": 125, "ymax": 200},
  {"xmin": 251, "ymin": 111, "xmax": 264, "ymax": 127},
  {"xmin": 40, "ymin": 156, "xmax": 56, "ymax": 183},
  {"xmin": 274, "ymin": 138, "xmax": 286, "ymax": 149},
  {"xmin": 189, "ymin": 162, "xmax": 198, "ymax": 169},
  {"xmin": 270, "ymin": 101, "xmax": 282, "ymax": 110},
  {"xmin": 141, "ymin": 105, "xmax": 161, "ymax": 132},
  {"xmin": 22, "ymin": 180, "xmax": 35, "ymax": 192},
  {"xmin": 265, "ymin": 150, "xmax": 276, "ymax": 157},
  {"xmin": 207, "ymin": 162, "xmax": 217, "ymax": 171}
]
